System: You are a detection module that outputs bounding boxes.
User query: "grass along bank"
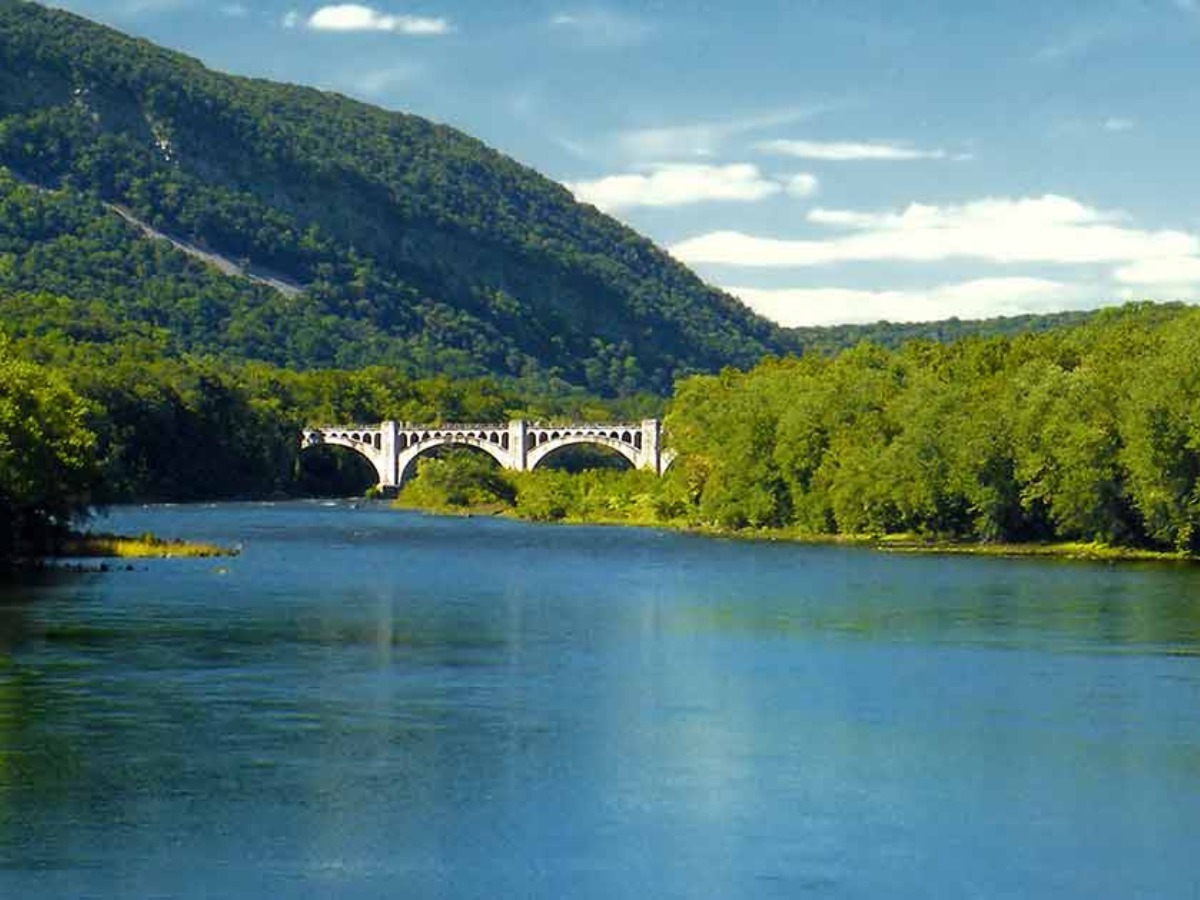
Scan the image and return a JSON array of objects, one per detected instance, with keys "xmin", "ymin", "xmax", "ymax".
[{"xmin": 60, "ymin": 532, "xmax": 238, "ymax": 559}]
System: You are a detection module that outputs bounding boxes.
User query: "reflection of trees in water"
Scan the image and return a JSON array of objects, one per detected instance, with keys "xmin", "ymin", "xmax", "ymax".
[
  {"xmin": 0, "ymin": 658, "xmax": 88, "ymax": 841},
  {"xmin": 681, "ymin": 571, "xmax": 1200, "ymax": 652},
  {"xmin": 0, "ymin": 588, "xmax": 535, "ymax": 876}
]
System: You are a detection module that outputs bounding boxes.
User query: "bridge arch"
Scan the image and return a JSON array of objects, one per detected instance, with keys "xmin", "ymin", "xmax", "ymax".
[
  {"xmin": 526, "ymin": 434, "xmax": 640, "ymax": 473},
  {"xmin": 397, "ymin": 434, "xmax": 514, "ymax": 485},
  {"xmin": 299, "ymin": 432, "xmax": 388, "ymax": 489}
]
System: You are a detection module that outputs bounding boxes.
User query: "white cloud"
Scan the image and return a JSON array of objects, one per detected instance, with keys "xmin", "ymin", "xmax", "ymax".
[
  {"xmin": 730, "ymin": 278, "xmax": 1096, "ymax": 327},
  {"xmin": 283, "ymin": 9, "xmax": 301, "ymax": 27},
  {"xmin": 1103, "ymin": 116, "xmax": 1134, "ymax": 132},
  {"xmin": 307, "ymin": 4, "xmax": 451, "ymax": 34},
  {"xmin": 757, "ymin": 138, "xmax": 958, "ymax": 161},
  {"xmin": 219, "ymin": 3, "xmax": 248, "ymax": 17},
  {"xmin": 550, "ymin": 8, "xmax": 650, "ymax": 46},
  {"xmin": 1114, "ymin": 256, "xmax": 1200, "ymax": 285},
  {"xmin": 611, "ymin": 107, "xmax": 825, "ymax": 160},
  {"xmin": 567, "ymin": 163, "xmax": 782, "ymax": 212},
  {"xmin": 671, "ymin": 195, "xmax": 1197, "ymax": 268},
  {"xmin": 785, "ymin": 172, "xmax": 819, "ymax": 198}
]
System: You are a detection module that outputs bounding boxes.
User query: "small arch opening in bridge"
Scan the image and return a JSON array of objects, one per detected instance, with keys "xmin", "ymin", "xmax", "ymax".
[
  {"xmin": 296, "ymin": 444, "xmax": 379, "ymax": 497},
  {"xmin": 533, "ymin": 442, "xmax": 635, "ymax": 474}
]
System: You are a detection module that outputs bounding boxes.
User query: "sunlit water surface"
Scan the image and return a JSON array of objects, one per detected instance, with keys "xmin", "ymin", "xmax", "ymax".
[{"xmin": 2, "ymin": 502, "xmax": 1200, "ymax": 898}]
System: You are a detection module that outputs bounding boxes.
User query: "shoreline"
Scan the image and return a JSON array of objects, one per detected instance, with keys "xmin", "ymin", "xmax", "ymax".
[
  {"xmin": 3, "ymin": 530, "xmax": 238, "ymax": 576},
  {"xmin": 58, "ymin": 532, "xmax": 238, "ymax": 561},
  {"xmin": 390, "ymin": 499, "xmax": 1196, "ymax": 564}
]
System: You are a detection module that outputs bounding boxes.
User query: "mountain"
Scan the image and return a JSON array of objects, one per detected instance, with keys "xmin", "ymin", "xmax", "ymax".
[
  {"xmin": 0, "ymin": 0, "xmax": 784, "ymax": 394},
  {"xmin": 0, "ymin": 1, "xmax": 1131, "ymax": 397}
]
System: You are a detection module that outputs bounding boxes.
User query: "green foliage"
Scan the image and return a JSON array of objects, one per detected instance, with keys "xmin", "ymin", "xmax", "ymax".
[
  {"xmin": 393, "ymin": 446, "xmax": 665, "ymax": 525},
  {"xmin": 1, "ymin": 308, "xmax": 652, "ymax": 503},
  {"xmin": 0, "ymin": 335, "xmax": 96, "ymax": 560},
  {"xmin": 397, "ymin": 449, "xmax": 515, "ymax": 510},
  {"xmin": 1117, "ymin": 325, "xmax": 1200, "ymax": 550},
  {"xmin": 782, "ymin": 308, "xmax": 1107, "ymax": 355},
  {"xmin": 662, "ymin": 303, "xmax": 1200, "ymax": 550}
]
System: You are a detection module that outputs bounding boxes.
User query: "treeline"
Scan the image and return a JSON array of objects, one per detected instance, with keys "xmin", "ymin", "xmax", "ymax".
[
  {"xmin": 10, "ymin": 291, "xmax": 1200, "ymax": 562},
  {"xmin": 782, "ymin": 307, "xmax": 1104, "ymax": 353},
  {"xmin": 668, "ymin": 301, "xmax": 1200, "ymax": 550},
  {"xmin": 0, "ymin": 314, "xmax": 658, "ymax": 563},
  {"xmin": 399, "ymin": 302, "xmax": 1200, "ymax": 553}
]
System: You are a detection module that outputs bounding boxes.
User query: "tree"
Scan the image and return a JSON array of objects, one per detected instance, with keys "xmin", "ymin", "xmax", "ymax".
[{"xmin": 0, "ymin": 336, "xmax": 97, "ymax": 560}]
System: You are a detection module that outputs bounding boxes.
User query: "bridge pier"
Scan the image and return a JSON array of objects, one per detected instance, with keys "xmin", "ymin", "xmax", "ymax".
[
  {"xmin": 508, "ymin": 419, "xmax": 529, "ymax": 472},
  {"xmin": 379, "ymin": 420, "xmax": 399, "ymax": 489},
  {"xmin": 640, "ymin": 418, "xmax": 661, "ymax": 474}
]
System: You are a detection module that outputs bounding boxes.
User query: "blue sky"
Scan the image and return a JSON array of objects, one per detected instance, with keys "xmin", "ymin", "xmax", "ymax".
[{"xmin": 43, "ymin": 0, "xmax": 1200, "ymax": 326}]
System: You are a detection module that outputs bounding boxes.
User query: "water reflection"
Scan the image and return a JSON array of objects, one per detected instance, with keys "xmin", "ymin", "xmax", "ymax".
[
  {"xmin": 0, "ymin": 504, "xmax": 1198, "ymax": 897},
  {"xmin": 680, "ymin": 556, "xmax": 1200, "ymax": 656}
]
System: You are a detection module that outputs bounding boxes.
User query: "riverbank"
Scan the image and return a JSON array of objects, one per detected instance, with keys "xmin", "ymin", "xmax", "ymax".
[
  {"xmin": 689, "ymin": 527, "xmax": 1194, "ymax": 563},
  {"xmin": 391, "ymin": 496, "xmax": 1195, "ymax": 564},
  {"xmin": 578, "ymin": 520, "xmax": 1194, "ymax": 563}
]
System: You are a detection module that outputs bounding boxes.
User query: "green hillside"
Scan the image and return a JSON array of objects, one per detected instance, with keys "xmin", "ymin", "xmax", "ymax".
[
  {"xmin": 0, "ymin": 0, "xmax": 783, "ymax": 394},
  {"xmin": 0, "ymin": 0, "xmax": 1139, "ymax": 397}
]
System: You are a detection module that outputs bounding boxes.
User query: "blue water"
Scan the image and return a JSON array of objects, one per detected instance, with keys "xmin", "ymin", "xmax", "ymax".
[{"xmin": 2, "ymin": 502, "xmax": 1200, "ymax": 898}]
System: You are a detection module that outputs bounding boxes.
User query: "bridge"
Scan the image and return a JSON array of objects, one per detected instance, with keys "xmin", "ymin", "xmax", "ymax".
[{"xmin": 300, "ymin": 419, "xmax": 673, "ymax": 492}]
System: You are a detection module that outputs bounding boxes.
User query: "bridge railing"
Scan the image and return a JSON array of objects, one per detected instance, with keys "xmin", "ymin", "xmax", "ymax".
[
  {"xmin": 526, "ymin": 423, "xmax": 641, "ymax": 431},
  {"xmin": 398, "ymin": 423, "xmax": 507, "ymax": 432}
]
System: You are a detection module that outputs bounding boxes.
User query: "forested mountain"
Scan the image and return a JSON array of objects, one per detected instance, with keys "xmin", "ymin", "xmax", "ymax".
[
  {"xmin": 0, "ymin": 0, "xmax": 791, "ymax": 394},
  {"xmin": 0, "ymin": 0, "xmax": 1131, "ymax": 397}
]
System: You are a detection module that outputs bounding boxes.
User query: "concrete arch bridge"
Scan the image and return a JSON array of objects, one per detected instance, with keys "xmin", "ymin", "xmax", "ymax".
[{"xmin": 300, "ymin": 419, "xmax": 674, "ymax": 492}]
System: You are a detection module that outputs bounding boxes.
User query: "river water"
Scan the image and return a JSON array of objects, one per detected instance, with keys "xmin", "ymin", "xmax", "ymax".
[{"xmin": 1, "ymin": 502, "xmax": 1199, "ymax": 898}]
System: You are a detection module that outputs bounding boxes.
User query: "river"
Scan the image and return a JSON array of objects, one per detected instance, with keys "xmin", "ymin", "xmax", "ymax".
[{"xmin": 2, "ymin": 502, "xmax": 1199, "ymax": 898}]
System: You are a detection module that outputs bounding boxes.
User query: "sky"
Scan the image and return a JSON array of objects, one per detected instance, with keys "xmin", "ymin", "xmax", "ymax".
[{"xmin": 40, "ymin": 0, "xmax": 1200, "ymax": 326}]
